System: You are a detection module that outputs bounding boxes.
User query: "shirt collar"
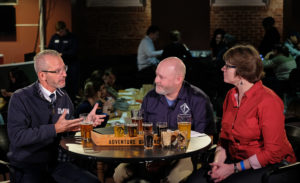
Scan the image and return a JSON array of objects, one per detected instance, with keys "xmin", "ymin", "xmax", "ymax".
[
  {"xmin": 231, "ymin": 80, "xmax": 263, "ymax": 103},
  {"xmin": 39, "ymin": 83, "xmax": 56, "ymax": 102}
]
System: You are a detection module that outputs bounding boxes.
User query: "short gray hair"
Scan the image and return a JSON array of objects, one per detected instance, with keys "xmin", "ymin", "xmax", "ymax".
[{"xmin": 34, "ymin": 49, "xmax": 61, "ymax": 73}]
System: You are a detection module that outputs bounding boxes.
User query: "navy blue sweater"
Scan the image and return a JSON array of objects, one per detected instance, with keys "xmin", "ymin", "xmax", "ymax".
[
  {"xmin": 142, "ymin": 81, "xmax": 216, "ymax": 135},
  {"xmin": 7, "ymin": 81, "xmax": 74, "ymax": 166}
]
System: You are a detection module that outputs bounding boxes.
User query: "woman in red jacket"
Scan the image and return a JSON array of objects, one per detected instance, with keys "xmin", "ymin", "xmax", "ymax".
[{"xmin": 188, "ymin": 44, "xmax": 296, "ymax": 183}]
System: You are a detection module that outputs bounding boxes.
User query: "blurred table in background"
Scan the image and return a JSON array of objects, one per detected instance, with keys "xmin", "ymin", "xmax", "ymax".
[{"xmin": 108, "ymin": 84, "xmax": 154, "ymax": 126}]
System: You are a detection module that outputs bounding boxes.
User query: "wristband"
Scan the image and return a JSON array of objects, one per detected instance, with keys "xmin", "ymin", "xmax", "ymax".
[{"xmin": 240, "ymin": 160, "xmax": 246, "ymax": 171}]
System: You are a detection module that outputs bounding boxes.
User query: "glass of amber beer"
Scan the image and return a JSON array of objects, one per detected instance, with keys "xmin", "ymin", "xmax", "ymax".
[
  {"xmin": 114, "ymin": 122, "xmax": 125, "ymax": 137},
  {"xmin": 80, "ymin": 113, "xmax": 93, "ymax": 141},
  {"xmin": 177, "ymin": 114, "xmax": 192, "ymax": 141},
  {"xmin": 131, "ymin": 109, "xmax": 143, "ymax": 134},
  {"xmin": 127, "ymin": 123, "xmax": 138, "ymax": 137}
]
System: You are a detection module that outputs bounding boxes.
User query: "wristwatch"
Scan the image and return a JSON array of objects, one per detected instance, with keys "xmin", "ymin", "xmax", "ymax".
[{"xmin": 234, "ymin": 163, "xmax": 239, "ymax": 173}]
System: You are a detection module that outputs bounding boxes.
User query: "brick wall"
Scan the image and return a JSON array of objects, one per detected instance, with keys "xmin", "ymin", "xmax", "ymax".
[
  {"xmin": 73, "ymin": 0, "xmax": 151, "ymax": 59},
  {"xmin": 210, "ymin": 0, "xmax": 283, "ymax": 48}
]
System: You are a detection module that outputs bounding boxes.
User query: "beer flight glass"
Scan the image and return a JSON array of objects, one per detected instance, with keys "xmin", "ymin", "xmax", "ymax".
[
  {"xmin": 80, "ymin": 113, "xmax": 93, "ymax": 141},
  {"xmin": 131, "ymin": 109, "xmax": 143, "ymax": 134}
]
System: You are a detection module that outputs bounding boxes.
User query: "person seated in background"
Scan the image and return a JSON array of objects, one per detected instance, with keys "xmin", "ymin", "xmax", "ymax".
[
  {"xmin": 284, "ymin": 31, "xmax": 300, "ymax": 59},
  {"xmin": 136, "ymin": 25, "xmax": 163, "ymax": 86},
  {"xmin": 75, "ymin": 79, "xmax": 121, "ymax": 121},
  {"xmin": 258, "ymin": 17, "xmax": 280, "ymax": 57},
  {"xmin": 1, "ymin": 68, "xmax": 30, "ymax": 98},
  {"xmin": 75, "ymin": 80, "xmax": 110, "ymax": 127},
  {"xmin": 114, "ymin": 57, "xmax": 216, "ymax": 183},
  {"xmin": 210, "ymin": 28, "xmax": 226, "ymax": 60},
  {"xmin": 263, "ymin": 44, "xmax": 296, "ymax": 99},
  {"xmin": 161, "ymin": 30, "xmax": 191, "ymax": 61},
  {"xmin": 187, "ymin": 44, "xmax": 296, "ymax": 183},
  {"xmin": 0, "ymin": 68, "xmax": 30, "ymax": 123},
  {"xmin": 289, "ymin": 56, "xmax": 300, "ymax": 99},
  {"xmin": 102, "ymin": 68, "xmax": 119, "ymax": 99}
]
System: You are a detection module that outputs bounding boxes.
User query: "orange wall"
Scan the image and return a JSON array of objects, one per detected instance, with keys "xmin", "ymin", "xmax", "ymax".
[{"xmin": 0, "ymin": 0, "xmax": 71, "ymax": 64}]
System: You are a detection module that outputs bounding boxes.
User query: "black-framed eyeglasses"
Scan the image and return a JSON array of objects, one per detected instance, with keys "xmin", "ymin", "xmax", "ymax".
[
  {"xmin": 224, "ymin": 64, "xmax": 237, "ymax": 69},
  {"xmin": 42, "ymin": 65, "xmax": 68, "ymax": 74}
]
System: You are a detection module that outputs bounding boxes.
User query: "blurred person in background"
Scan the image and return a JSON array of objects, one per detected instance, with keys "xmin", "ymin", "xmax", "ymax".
[
  {"xmin": 161, "ymin": 30, "xmax": 191, "ymax": 61},
  {"xmin": 263, "ymin": 44, "xmax": 296, "ymax": 99},
  {"xmin": 48, "ymin": 20, "xmax": 79, "ymax": 102},
  {"xmin": 284, "ymin": 31, "xmax": 300, "ymax": 59},
  {"xmin": 210, "ymin": 28, "xmax": 226, "ymax": 60},
  {"xmin": 136, "ymin": 25, "xmax": 163, "ymax": 86},
  {"xmin": 0, "ymin": 68, "xmax": 29, "ymax": 123},
  {"xmin": 258, "ymin": 17, "xmax": 280, "ymax": 57}
]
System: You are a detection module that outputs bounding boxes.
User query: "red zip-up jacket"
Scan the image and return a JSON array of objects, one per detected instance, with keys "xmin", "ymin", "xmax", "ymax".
[{"xmin": 220, "ymin": 81, "xmax": 296, "ymax": 167}]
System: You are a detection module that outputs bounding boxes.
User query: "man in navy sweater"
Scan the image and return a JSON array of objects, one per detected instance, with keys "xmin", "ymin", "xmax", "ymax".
[
  {"xmin": 114, "ymin": 57, "xmax": 215, "ymax": 183},
  {"xmin": 7, "ymin": 50, "xmax": 104, "ymax": 183}
]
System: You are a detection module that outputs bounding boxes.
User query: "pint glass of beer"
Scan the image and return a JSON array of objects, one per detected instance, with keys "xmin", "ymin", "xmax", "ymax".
[
  {"xmin": 177, "ymin": 114, "xmax": 192, "ymax": 141},
  {"xmin": 131, "ymin": 109, "xmax": 143, "ymax": 134},
  {"xmin": 143, "ymin": 122, "xmax": 153, "ymax": 149},
  {"xmin": 80, "ymin": 113, "xmax": 93, "ymax": 141},
  {"xmin": 114, "ymin": 122, "xmax": 125, "ymax": 137},
  {"xmin": 127, "ymin": 123, "xmax": 138, "ymax": 137}
]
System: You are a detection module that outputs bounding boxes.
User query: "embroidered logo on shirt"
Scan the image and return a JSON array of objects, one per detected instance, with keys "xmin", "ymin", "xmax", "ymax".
[
  {"xmin": 54, "ymin": 39, "xmax": 60, "ymax": 43},
  {"xmin": 180, "ymin": 103, "xmax": 190, "ymax": 114},
  {"xmin": 58, "ymin": 108, "xmax": 69, "ymax": 114},
  {"xmin": 63, "ymin": 40, "xmax": 69, "ymax": 44}
]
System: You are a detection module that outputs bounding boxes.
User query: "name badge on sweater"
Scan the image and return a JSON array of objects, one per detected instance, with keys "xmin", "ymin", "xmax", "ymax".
[
  {"xmin": 54, "ymin": 39, "xmax": 60, "ymax": 43},
  {"xmin": 58, "ymin": 108, "xmax": 70, "ymax": 114}
]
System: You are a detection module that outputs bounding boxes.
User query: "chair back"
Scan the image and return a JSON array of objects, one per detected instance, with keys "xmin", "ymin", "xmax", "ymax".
[
  {"xmin": 0, "ymin": 124, "xmax": 9, "ymax": 161},
  {"xmin": 0, "ymin": 124, "xmax": 9, "ymax": 180},
  {"xmin": 285, "ymin": 122, "xmax": 300, "ymax": 159}
]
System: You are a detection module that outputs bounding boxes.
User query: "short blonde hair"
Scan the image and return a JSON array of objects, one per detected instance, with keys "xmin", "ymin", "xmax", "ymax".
[{"xmin": 34, "ymin": 49, "xmax": 61, "ymax": 73}]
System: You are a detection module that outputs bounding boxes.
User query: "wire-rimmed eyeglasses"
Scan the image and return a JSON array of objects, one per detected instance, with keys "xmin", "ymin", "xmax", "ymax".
[{"xmin": 42, "ymin": 65, "xmax": 68, "ymax": 74}]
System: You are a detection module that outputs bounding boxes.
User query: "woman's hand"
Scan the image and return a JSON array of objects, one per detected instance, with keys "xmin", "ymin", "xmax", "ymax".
[{"xmin": 208, "ymin": 162, "xmax": 234, "ymax": 183}]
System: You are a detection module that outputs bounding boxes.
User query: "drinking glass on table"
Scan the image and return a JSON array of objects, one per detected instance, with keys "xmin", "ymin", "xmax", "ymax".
[
  {"xmin": 127, "ymin": 123, "xmax": 138, "ymax": 137},
  {"xmin": 131, "ymin": 109, "xmax": 143, "ymax": 134},
  {"xmin": 156, "ymin": 122, "xmax": 167, "ymax": 145},
  {"xmin": 114, "ymin": 122, "xmax": 125, "ymax": 137},
  {"xmin": 177, "ymin": 114, "xmax": 192, "ymax": 141},
  {"xmin": 143, "ymin": 122, "xmax": 153, "ymax": 149},
  {"xmin": 79, "ymin": 113, "xmax": 93, "ymax": 141}
]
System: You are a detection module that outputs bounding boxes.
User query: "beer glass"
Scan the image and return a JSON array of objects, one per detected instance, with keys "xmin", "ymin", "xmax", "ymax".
[
  {"xmin": 143, "ymin": 122, "xmax": 153, "ymax": 149},
  {"xmin": 127, "ymin": 123, "xmax": 138, "ymax": 137},
  {"xmin": 177, "ymin": 114, "xmax": 192, "ymax": 141},
  {"xmin": 161, "ymin": 131, "xmax": 172, "ymax": 149},
  {"xmin": 156, "ymin": 122, "xmax": 167, "ymax": 145},
  {"xmin": 114, "ymin": 122, "xmax": 125, "ymax": 137},
  {"xmin": 80, "ymin": 113, "xmax": 93, "ymax": 141},
  {"xmin": 131, "ymin": 109, "xmax": 143, "ymax": 134},
  {"xmin": 156, "ymin": 122, "xmax": 168, "ymax": 136}
]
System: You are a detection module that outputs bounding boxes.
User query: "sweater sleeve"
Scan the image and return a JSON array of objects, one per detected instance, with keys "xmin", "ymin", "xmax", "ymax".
[{"xmin": 7, "ymin": 92, "xmax": 57, "ymax": 148}]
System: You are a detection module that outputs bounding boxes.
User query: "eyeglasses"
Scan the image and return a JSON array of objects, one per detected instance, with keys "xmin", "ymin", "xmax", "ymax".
[
  {"xmin": 42, "ymin": 65, "xmax": 68, "ymax": 75},
  {"xmin": 224, "ymin": 64, "xmax": 237, "ymax": 69}
]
